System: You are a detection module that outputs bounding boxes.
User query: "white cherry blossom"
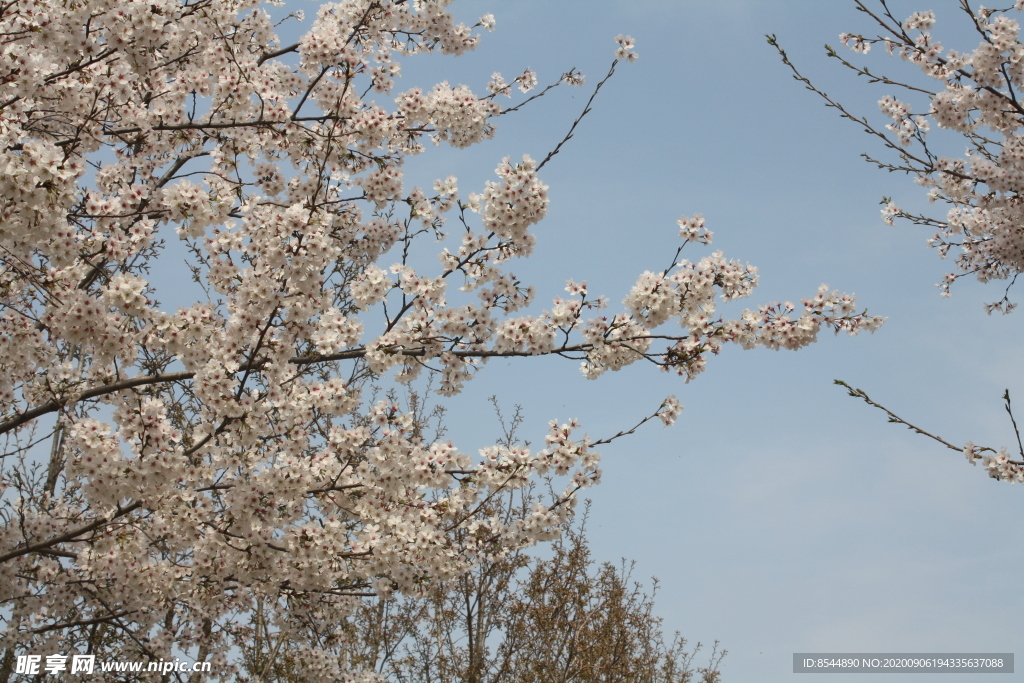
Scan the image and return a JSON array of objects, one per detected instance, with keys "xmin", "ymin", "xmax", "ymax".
[{"xmin": 0, "ymin": 1, "xmax": 880, "ymax": 679}]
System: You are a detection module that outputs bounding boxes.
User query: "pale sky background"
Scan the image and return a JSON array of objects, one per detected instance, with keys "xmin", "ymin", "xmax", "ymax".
[
  {"xmin": 140, "ymin": 0, "xmax": 1024, "ymax": 680},
  {"xmin": 382, "ymin": 1, "xmax": 1024, "ymax": 681}
]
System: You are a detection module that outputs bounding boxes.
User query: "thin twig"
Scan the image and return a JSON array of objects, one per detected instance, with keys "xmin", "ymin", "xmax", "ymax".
[
  {"xmin": 834, "ymin": 379, "xmax": 964, "ymax": 451},
  {"xmin": 537, "ymin": 60, "xmax": 619, "ymax": 172},
  {"xmin": 1003, "ymin": 390, "xmax": 1024, "ymax": 458}
]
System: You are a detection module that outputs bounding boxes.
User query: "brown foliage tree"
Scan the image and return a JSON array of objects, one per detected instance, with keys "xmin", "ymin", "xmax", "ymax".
[{"xmin": 239, "ymin": 499, "xmax": 724, "ymax": 683}]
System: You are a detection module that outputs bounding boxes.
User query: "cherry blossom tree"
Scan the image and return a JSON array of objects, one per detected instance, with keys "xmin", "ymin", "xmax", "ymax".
[
  {"xmin": 0, "ymin": 0, "xmax": 881, "ymax": 679},
  {"xmin": 771, "ymin": 0, "xmax": 1024, "ymax": 483}
]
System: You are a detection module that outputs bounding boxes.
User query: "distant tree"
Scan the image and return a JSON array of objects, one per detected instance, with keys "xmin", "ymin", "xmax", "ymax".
[
  {"xmin": 238, "ymin": 400, "xmax": 725, "ymax": 683},
  {"xmin": 243, "ymin": 497, "xmax": 725, "ymax": 683}
]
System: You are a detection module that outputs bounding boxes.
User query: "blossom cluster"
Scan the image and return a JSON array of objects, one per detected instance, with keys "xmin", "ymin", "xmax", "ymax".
[
  {"xmin": 816, "ymin": 1, "xmax": 1024, "ymax": 488},
  {"xmin": 836, "ymin": 2, "xmax": 1024, "ymax": 311},
  {"xmin": 964, "ymin": 441, "xmax": 1024, "ymax": 483}
]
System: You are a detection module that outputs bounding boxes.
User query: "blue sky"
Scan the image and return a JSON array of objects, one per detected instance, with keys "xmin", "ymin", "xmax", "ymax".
[{"xmin": 382, "ymin": 1, "xmax": 1024, "ymax": 681}]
